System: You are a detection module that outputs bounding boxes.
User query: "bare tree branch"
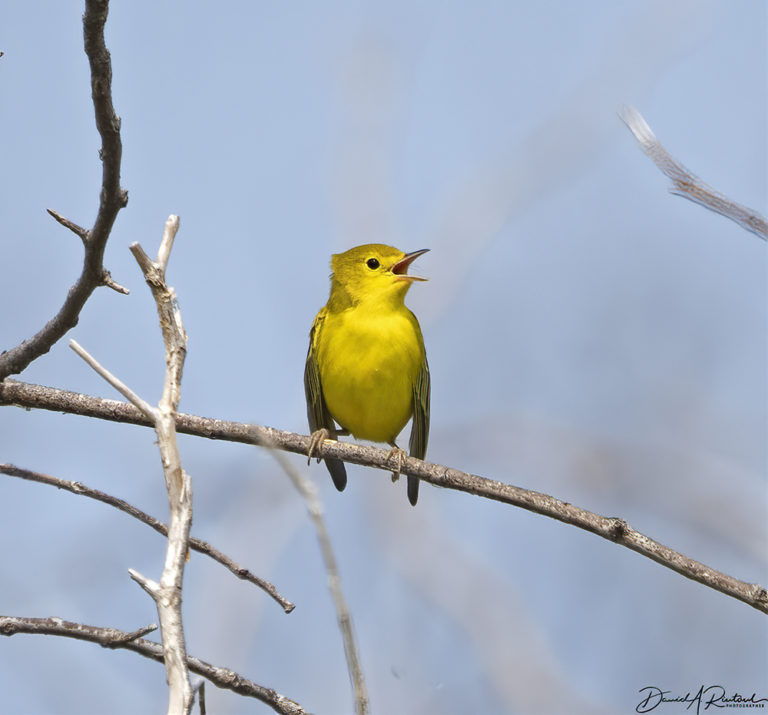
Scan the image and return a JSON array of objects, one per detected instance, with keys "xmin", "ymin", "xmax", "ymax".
[
  {"xmin": 132, "ymin": 217, "xmax": 193, "ymax": 714},
  {"xmin": 2, "ymin": 378, "xmax": 765, "ymax": 615},
  {"xmin": 70, "ymin": 337, "xmax": 195, "ymax": 714},
  {"xmin": 0, "ymin": 616, "xmax": 309, "ymax": 715},
  {"xmin": 0, "ymin": 463, "xmax": 294, "ymax": 613},
  {"xmin": 68, "ymin": 215, "xmax": 195, "ymax": 713},
  {"xmin": 270, "ymin": 449, "xmax": 368, "ymax": 715},
  {"xmin": 0, "ymin": 0, "xmax": 129, "ymax": 381},
  {"xmin": 619, "ymin": 105, "xmax": 767, "ymax": 240}
]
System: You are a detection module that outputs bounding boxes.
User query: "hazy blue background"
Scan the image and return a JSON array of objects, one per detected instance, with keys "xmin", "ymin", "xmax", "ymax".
[{"xmin": 1, "ymin": 1, "xmax": 765, "ymax": 713}]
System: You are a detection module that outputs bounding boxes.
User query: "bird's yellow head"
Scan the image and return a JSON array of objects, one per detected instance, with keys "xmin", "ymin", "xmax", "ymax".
[{"xmin": 329, "ymin": 244, "xmax": 429, "ymax": 309}]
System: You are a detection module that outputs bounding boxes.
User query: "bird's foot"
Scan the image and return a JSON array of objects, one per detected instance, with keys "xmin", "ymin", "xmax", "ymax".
[
  {"xmin": 307, "ymin": 428, "xmax": 331, "ymax": 465},
  {"xmin": 386, "ymin": 445, "xmax": 408, "ymax": 482},
  {"xmin": 308, "ymin": 428, "xmax": 349, "ymax": 464}
]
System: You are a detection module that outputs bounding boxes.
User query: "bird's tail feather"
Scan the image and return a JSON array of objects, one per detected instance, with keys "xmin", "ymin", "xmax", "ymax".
[{"xmin": 326, "ymin": 458, "xmax": 347, "ymax": 491}]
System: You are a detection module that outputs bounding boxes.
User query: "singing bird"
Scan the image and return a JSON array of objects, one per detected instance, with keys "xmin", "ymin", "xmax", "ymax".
[{"xmin": 304, "ymin": 244, "xmax": 430, "ymax": 505}]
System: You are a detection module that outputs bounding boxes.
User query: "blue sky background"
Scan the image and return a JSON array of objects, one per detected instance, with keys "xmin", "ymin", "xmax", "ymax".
[{"xmin": 1, "ymin": 1, "xmax": 766, "ymax": 713}]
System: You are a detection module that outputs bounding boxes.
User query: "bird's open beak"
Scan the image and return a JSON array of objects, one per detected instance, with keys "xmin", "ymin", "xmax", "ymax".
[{"xmin": 391, "ymin": 249, "xmax": 429, "ymax": 282}]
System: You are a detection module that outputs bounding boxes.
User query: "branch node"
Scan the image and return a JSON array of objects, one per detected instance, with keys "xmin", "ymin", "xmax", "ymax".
[
  {"xmin": 607, "ymin": 518, "xmax": 629, "ymax": 542},
  {"xmin": 129, "ymin": 242, "xmax": 159, "ymax": 279}
]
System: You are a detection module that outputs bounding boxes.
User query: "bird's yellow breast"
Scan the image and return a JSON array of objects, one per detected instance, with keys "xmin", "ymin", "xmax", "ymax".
[{"xmin": 316, "ymin": 306, "xmax": 423, "ymax": 443}]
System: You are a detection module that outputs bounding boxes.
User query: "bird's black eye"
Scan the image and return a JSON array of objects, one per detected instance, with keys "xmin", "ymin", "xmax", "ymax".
[{"xmin": 366, "ymin": 258, "xmax": 380, "ymax": 270}]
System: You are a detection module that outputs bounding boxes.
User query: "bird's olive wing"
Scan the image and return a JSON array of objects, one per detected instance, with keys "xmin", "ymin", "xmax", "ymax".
[
  {"xmin": 304, "ymin": 309, "xmax": 347, "ymax": 491},
  {"xmin": 304, "ymin": 310, "xmax": 331, "ymax": 434},
  {"xmin": 408, "ymin": 356, "xmax": 430, "ymax": 505}
]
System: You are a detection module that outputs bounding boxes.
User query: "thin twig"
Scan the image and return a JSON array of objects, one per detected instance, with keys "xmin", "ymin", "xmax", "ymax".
[
  {"xmin": 157, "ymin": 215, "xmax": 180, "ymax": 276},
  {"xmin": 69, "ymin": 339, "xmax": 156, "ymax": 420},
  {"xmin": 106, "ymin": 622, "xmax": 159, "ymax": 646},
  {"xmin": 619, "ymin": 105, "xmax": 767, "ymax": 240},
  {"xmin": 101, "ymin": 269, "xmax": 130, "ymax": 295},
  {"xmin": 2, "ymin": 379, "xmax": 765, "ymax": 615},
  {"xmin": 0, "ymin": 0, "xmax": 128, "ymax": 380},
  {"xmin": 46, "ymin": 208, "xmax": 88, "ymax": 244},
  {"xmin": 193, "ymin": 680, "xmax": 206, "ymax": 715},
  {"xmin": 0, "ymin": 463, "xmax": 294, "ymax": 612},
  {"xmin": 128, "ymin": 568, "xmax": 160, "ymax": 599},
  {"xmin": 270, "ymin": 449, "xmax": 368, "ymax": 715},
  {"xmin": 0, "ymin": 616, "xmax": 309, "ymax": 715}
]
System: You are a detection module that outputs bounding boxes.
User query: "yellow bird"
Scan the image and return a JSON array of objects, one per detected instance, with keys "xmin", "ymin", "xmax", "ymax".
[{"xmin": 304, "ymin": 244, "xmax": 430, "ymax": 505}]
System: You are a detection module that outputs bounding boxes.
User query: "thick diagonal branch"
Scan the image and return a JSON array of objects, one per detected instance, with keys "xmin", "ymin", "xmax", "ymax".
[
  {"xmin": 2, "ymin": 378, "xmax": 765, "ymax": 615},
  {"xmin": 0, "ymin": 0, "xmax": 128, "ymax": 381}
]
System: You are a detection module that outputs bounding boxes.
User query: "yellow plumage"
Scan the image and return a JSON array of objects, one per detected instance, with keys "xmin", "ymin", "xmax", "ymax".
[{"xmin": 305, "ymin": 244, "xmax": 430, "ymax": 505}]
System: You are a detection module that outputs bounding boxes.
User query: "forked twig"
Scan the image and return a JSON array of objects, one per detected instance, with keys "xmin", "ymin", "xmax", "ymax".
[
  {"xmin": 619, "ymin": 105, "xmax": 767, "ymax": 240},
  {"xmin": 69, "ymin": 215, "xmax": 195, "ymax": 713},
  {"xmin": 0, "ymin": 0, "xmax": 129, "ymax": 380},
  {"xmin": 0, "ymin": 463, "xmax": 294, "ymax": 613}
]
